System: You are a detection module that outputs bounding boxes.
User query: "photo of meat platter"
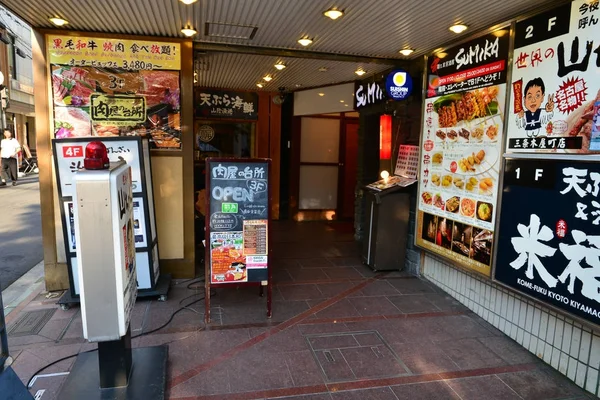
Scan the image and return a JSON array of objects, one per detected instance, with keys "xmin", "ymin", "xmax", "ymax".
[
  {"xmin": 51, "ymin": 65, "xmax": 182, "ymax": 149},
  {"xmin": 435, "ymin": 86, "xmax": 502, "ymax": 129}
]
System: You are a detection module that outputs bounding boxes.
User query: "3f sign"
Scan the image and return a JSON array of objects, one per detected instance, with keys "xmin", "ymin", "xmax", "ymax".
[{"xmin": 525, "ymin": 16, "xmax": 557, "ymax": 39}]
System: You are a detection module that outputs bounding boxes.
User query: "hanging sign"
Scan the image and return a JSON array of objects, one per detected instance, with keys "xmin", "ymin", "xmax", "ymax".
[
  {"xmin": 505, "ymin": 0, "xmax": 600, "ymax": 153},
  {"xmin": 415, "ymin": 29, "xmax": 510, "ymax": 277},
  {"xmin": 385, "ymin": 69, "xmax": 413, "ymax": 100},
  {"xmin": 495, "ymin": 156, "xmax": 600, "ymax": 326},
  {"xmin": 196, "ymin": 90, "xmax": 258, "ymax": 120}
]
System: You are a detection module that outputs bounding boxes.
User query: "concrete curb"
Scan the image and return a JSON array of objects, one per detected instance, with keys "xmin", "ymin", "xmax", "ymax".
[{"xmin": 1, "ymin": 261, "xmax": 45, "ymax": 320}]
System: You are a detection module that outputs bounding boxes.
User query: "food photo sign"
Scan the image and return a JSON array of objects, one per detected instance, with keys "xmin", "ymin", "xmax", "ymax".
[
  {"xmin": 506, "ymin": 0, "xmax": 600, "ymax": 153},
  {"xmin": 48, "ymin": 35, "xmax": 182, "ymax": 149},
  {"xmin": 206, "ymin": 159, "xmax": 270, "ymax": 284},
  {"xmin": 416, "ymin": 30, "xmax": 510, "ymax": 277}
]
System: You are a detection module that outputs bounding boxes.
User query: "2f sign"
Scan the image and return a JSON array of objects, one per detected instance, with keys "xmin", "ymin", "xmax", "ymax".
[
  {"xmin": 63, "ymin": 146, "xmax": 83, "ymax": 158},
  {"xmin": 514, "ymin": 3, "xmax": 570, "ymax": 48},
  {"xmin": 525, "ymin": 17, "xmax": 557, "ymax": 39}
]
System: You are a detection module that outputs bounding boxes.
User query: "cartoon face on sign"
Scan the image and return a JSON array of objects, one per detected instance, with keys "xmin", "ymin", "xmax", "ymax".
[{"xmin": 514, "ymin": 77, "xmax": 555, "ymax": 138}]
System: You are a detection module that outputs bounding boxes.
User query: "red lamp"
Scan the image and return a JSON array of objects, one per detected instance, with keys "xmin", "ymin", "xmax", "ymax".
[
  {"xmin": 379, "ymin": 114, "xmax": 392, "ymax": 159},
  {"xmin": 84, "ymin": 141, "xmax": 110, "ymax": 170}
]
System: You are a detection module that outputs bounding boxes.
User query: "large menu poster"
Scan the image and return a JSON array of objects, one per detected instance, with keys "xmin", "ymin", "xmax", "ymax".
[
  {"xmin": 495, "ymin": 157, "xmax": 600, "ymax": 326},
  {"xmin": 206, "ymin": 159, "xmax": 270, "ymax": 284},
  {"xmin": 48, "ymin": 35, "xmax": 182, "ymax": 149},
  {"xmin": 416, "ymin": 31, "xmax": 510, "ymax": 277},
  {"xmin": 506, "ymin": 0, "xmax": 600, "ymax": 153}
]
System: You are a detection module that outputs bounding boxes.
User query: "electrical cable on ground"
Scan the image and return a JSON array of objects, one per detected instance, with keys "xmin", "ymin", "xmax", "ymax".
[{"xmin": 26, "ymin": 284, "xmax": 214, "ymax": 389}]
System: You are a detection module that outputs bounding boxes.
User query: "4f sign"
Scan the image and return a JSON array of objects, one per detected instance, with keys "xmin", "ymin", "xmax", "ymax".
[
  {"xmin": 63, "ymin": 146, "xmax": 83, "ymax": 158},
  {"xmin": 385, "ymin": 69, "xmax": 413, "ymax": 101}
]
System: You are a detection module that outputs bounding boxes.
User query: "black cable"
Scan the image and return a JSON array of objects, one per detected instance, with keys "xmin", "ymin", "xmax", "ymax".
[{"xmin": 26, "ymin": 289, "xmax": 215, "ymax": 389}]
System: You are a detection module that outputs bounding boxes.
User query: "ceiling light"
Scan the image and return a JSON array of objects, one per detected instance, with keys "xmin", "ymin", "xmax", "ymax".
[
  {"xmin": 318, "ymin": 93, "xmax": 325, "ymax": 97},
  {"xmin": 180, "ymin": 0, "xmax": 198, "ymax": 3},
  {"xmin": 263, "ymin": 75, "xmax": 273, "ymax": 82},
  {"xmin": 274, "ymin": 62, "xmax": 286, "ymax": 70},
  {"xmin": 181, "ymin": 27, "xmax": 197, "ymax": 37},
  {"xmin": 399, "ymin": 48, "xmax": 414, "ymax": 56},
  {"xmin": 256, "ymin": 83, "xmax": 264, "ymax": 88},
  {"xmin": 49, "ymin": 17, "xmax": 68, "ymax": 26},
  {"xmin": 295, "ymin": 84, "xmax": 302, "ymax": 88},
  {"xmin": 318, "ymin": 67, "xmax": 328, "ymax": 72},
  {"xmin": 323, "ymin": 9, "xmax": 344, "ymax": 20},
  {"xmin": 449, "ymin": 24, "xmax": 468, "ymax": 34},
  {"xmin": 344, "ymin": 104, "xmax": 349, "ymax": 107},
  {"xmin": 340, "ymin": 100, "xmax": 345, "ymax": 103},
  {"xmin": 298, "ymin": 37, "xmax": 313, "ymax": 46},
  {"xmin": 437, "ymin": 52, "xmax": 448, "ymax": 58},
  {"xmin": 354, "ymin": 69, "xmax": 366, "ymax": 76}
]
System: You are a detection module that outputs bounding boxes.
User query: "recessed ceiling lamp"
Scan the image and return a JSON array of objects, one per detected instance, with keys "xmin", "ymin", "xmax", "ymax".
[
  {"xmin": 449, "ymin": 24, "xmax": 468, "ymax": 34},
  {"xmin": 340, "ymin": 100, "xmax": 345, "ymax": 103},
  {"xmin": 180, "ymin": 0, "xmax": 198, "ymax": 4},
  {"xmin": 318, "ymin": 93, "xmax": 325, "ymax": 96},
  {"xmin": 323, "ymin": 8, "xmax": 344, "ymax": 20},
  {"xmin": 181, "ymin": 27, "xmax": 197, "ymax": 37},
  {"xmin": 298, "ymin": 37, "xmax": 313, "ymax": 46},
  {"xmin": 49, "ymin": 17, "xmax": 68, "ymax": 26},
  {"xmin": 256, "ymin": 83, "xmax": 264, "ymax": 88},
  {"xmin": 354, "ymin": 68, "xmax": 366, "ymax": 76},
  {"xmin": 399, "ymin": 48, "xmax": 414, "ymax": 56},
  {"xmin": 295, "ymin": 84, "xmax": 302, "ymax": 88},
  {"xmin": 263, "ymin": 75, "xmax": 273, "ymax": 82},
  {"xmin": 318, "ymin": 67, "xmax": 328, "ymax": 72},
  {"xmin": 274, "ymin": 62, "xmax": 286, "ymax": 70}
]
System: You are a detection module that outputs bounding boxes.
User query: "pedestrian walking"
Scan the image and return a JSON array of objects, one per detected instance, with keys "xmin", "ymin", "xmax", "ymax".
[{"xmin": 0, "ymin": 129, "xmax": 21, "ymax": 186}]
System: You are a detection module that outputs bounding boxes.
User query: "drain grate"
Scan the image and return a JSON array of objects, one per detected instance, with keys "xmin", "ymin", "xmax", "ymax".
[
  {"xmin": 8, "ymin": 309, "xmax": 56, "ymax": 337},
  {"xmin": 305, "ymin": 330, "xmax": 411, "ymax": 383}
]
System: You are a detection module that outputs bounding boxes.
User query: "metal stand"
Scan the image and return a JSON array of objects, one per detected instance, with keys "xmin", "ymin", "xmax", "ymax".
[
  {"xmin": 98, "ymin": 330, "xmax": 132, "ymax": 388},
  {"xmin": 57, "ymin": 274, "xmax": 172, "ymax": 310}
]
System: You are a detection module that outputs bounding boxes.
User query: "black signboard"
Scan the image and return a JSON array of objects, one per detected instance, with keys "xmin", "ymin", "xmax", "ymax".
[
  {"xmin": 426, "ymin": 31, "xmax": 510, "ymax": 98},
  {"xmin": 514, "ymin": 3, "xmax": 571, "ymax": 49},
  {"xmin": 206, "ymin": 158, "xmax": 270, "ymax": 285},
  {"xmin": 354, "ymin": 80, "xmax": 387, "ymax": 109},
  {"xmin": 495, "ymin": 157, "xmax": 600, "ymax": 326},
  {"xmin": 195, "ymin": 89, "xmax": 258, "ymax": 120}
]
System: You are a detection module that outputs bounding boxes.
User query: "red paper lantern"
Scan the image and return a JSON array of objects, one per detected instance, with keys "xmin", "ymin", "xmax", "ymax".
[{"xmin": 379, "ymin": 114, "xmax": 392, "ymax": 159}]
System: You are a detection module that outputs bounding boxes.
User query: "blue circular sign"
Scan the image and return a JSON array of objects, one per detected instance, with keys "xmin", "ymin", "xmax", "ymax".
[{"xmin": 385, "ymin": 69, "xmax": 413, "ymax": 100}]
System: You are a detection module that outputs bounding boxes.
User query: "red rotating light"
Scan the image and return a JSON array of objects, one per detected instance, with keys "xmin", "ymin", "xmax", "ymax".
[{"xmin": 84, "ymin": 141, "xmax": 110, "ymax": 170}]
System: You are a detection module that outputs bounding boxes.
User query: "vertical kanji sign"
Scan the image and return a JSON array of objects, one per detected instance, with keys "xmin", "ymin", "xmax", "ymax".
[
  {"xmin": 495, "ymin": 157, "xmax": 600, "ymax": 326},
  {"xmin": 506, "ymin": 0, "xmax": 600, "ymax": 153}
]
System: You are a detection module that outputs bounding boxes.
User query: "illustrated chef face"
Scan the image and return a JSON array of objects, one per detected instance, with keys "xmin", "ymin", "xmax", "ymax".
[{"xmin": 524, "ymin": 78, "xmax": 546, "ymax": 114}]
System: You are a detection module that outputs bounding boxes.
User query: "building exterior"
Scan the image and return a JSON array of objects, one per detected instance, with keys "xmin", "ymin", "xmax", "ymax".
[{"xmin": 0, "ymin": 6, "xmax": 35, "ymax": 149}]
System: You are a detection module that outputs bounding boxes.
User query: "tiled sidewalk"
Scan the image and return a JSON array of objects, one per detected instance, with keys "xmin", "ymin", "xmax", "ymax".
[{"xmin": 5, "ymin": 222, "xmax": 596, "ymax": 399}]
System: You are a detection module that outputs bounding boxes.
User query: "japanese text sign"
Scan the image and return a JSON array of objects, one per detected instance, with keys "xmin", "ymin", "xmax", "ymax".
[
  {"xmin": 206, "ymin": 159, "xmax": 270, "ymax": 284},
  {"xmin": 426, "ymin": 32, "xmax": 510, "ymax": 98},
  {"xmin": 495, "ymin": 157, "xmax": 600, "ymax": 326},
  {"xmin": 506, "ymin": 0, "xmax": 600, "ymax": 153},
  {"xmin": 415, "ymin": 28, "xmax": 510, "ymax": 277},
  {"xmin": 196, "ymin": 90, "xmax": 258, "ymax": 120},
  {"xmin": 90, "ymin": 94, "xmax": 146, "ymax": 124},
  {"xmin": 48, "ymin": 35, "xmax": 181, "ymax": 70}
]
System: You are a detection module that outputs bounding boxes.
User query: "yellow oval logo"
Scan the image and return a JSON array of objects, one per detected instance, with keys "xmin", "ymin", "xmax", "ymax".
[{"xmin": 393, "ymin": 72, "xmax": 406, "ymax": 87}]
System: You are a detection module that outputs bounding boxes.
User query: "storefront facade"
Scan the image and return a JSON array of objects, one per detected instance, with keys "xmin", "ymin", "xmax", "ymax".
[{"xmin": 4, "ymin": 0, "xmax": 600, "ymax": 395}]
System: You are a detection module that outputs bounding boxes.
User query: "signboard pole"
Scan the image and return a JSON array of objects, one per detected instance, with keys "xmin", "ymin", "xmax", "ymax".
[{"xmin": 204, "ymin": 158, "xmax": 272, "ymax": 323}]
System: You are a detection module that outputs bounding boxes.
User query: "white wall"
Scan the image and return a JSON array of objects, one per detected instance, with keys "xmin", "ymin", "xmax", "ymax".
[
  {"xmin": 423, "ymin": 253, "xmax": 600, "ymax": 397},
  {"xmin": 293, "ymin": 83, "xmax": 354, "ymax": 116}
]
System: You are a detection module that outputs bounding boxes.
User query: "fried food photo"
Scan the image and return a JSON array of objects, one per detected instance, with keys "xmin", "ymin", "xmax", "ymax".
[
  {"xmin": 446, "ymin": 196, "xmax": 460, "ymax": 213},
  {"xmin": 458, "ymin": 149, "xmax": 486, "ymax": 173},
  {"xmin": 453, "ymin": 176, "xmax": 464, "ymax": 189},
  {"xmin": 432, "ymin": 153, "xmax": 443, "ymax": 164},
  {"xmin": 486, "ymin": 125, "xmax": 498, "ymax": 140},
  {"xmin": 471, "ymin": 127, "xmax": 484, "ymax": 141},
  {"xmin": 442, "ymin": 175, "xmax": 453, "ymax": 187},
  {"xmin": 431, "ymin": 174, "xmax": 441, "ymax": 186},
  {"xmin": 479, "ymin": 177, "xmax": 494, "ymax": 194},
  {"xmin": 436, "ymin": 130, "xmax": 447, "ymax": 140},
  {"xmin": 465, "ymin": 177, "xmax": 478, "ymax": 191}
]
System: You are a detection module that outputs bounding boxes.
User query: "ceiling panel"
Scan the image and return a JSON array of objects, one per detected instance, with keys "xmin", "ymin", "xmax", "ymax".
[
  {"xmin": 194, "ymin": 52, "xmax": 393, "ymax": 91},
  {"xmin": 2, "ymin": 0, "xmax": 567, "ymax": 58}
]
